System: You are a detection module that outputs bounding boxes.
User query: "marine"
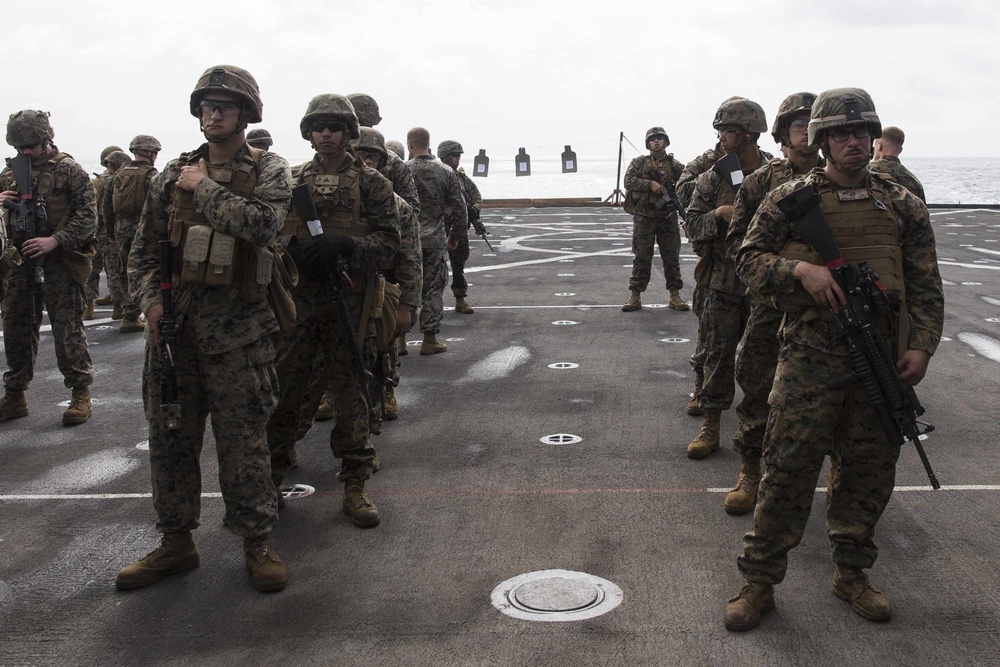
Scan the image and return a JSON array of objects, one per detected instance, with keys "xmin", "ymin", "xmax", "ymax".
[
  {"xmin": 724, "ymin": 87, "xmax": 944, "ymax": 631},
  {"xmin": 438, "ymin": 139, "xmax": 480, "ymax": 315},
  {"xmin": 684, "ymin": 97, "xmax": 770, "ymax": 460},
  {"xmin": 0, "ymin": 110, "xmax": 98, "ymax": 426},
  {"xmin": 117, "ymin": 65, "xmax": 292, "ymax": 593},
  {"xmin": 406, "ymin": 126, "xmax": 467, "ymax": 355},
  {"xmin": 265, "ymin": 94, "xmax": 400, "ymax": 527},
  {"xmin": 721, "ymin": 93, "xmax": 823, "ymax": 515},
  {"xmin": 85, "ymin": 145, "xmax": 124, "ymax": 319},
  {"xmin": 622, "ymin": 126, "xmax": 688, "ymax": 312},
  {"xmin": 104, "ymin": 133, "xmax": 161, "ymax": 333}
]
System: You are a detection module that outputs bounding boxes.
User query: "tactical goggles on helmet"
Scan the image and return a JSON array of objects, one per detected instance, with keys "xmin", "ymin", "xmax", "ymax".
[
  {"xmin": 827, "ymin": 125, "xmax": 872, "ymax": 143},
  {"xmin": 310, "ymin": 120, "xmax": 347, "ymax": 135},
  {"xmin": 198, "ymin": 99, "xmax": 242, "ymax": 117}
]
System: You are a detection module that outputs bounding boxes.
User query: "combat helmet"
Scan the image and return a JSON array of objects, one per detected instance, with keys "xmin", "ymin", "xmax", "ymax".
[
  {"xmin": 104, "ymin": 150, "xmax": 132, "ymax": 169},
  {"xmin": 100, "ymin": 145, "xmax": 125, "ymax": 167},
  {"xmin": 712, "ymin": 98, "xmax": 767, "ymax": 134},
  {"xmin": 645, "ymin": 127, "xmax": 670, "ymax": 148},
  {"xmin": 189, "ymin": 65, "xmax": 263, "ymax": 124},
  {"xmin": 771, "ymin": 92, "xmax": 816, "ymax": 144},
  {"xmin": 6, "ymin": 110, "xmax": 54, "ymax": 148},
  {"xmin": 129, "ymin": 134, "xmax": 162, "ymax": 153},
  {"xmin": 437, "ymin": 140, "xmax": 464, "ymax": 157},
  {"xmin": 357, "ymin": 127, "xmax": 388, "ymax": 166},
  {"xmin": 347, "ymin": 93, "xmax": 381, "ymax": 128},
  {"xmin": 385, "ymin": 139, "xmax": 406, "ymax": 160},
  {"xmin": 299, "ymin": 94, "xmax": 360, "ymax": 140},
  {"xmin": 807, "ymin": 87, "xmax": 881, "ymax": 146},
  {"xmin": 246, "ymin": 128, "xmax": 273, "ymax": 148}
]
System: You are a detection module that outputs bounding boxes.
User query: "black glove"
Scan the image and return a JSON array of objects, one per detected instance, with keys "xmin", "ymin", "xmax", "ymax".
[
  {"xmin": 468, "ymin": 207, "xmax": 481, "ymax": 223},
  {"xmin": 285, "ymin": 241, "xmax": 307, "ymax": 271},
  {"xmin": 303, "ymin": 236, "xmax": 355, "ymax": 273}
]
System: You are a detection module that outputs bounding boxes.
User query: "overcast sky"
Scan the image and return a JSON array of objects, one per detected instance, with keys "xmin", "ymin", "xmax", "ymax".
[{"xmin": 9, "ymin": 0, "xmax": 999, "ymax": 172}]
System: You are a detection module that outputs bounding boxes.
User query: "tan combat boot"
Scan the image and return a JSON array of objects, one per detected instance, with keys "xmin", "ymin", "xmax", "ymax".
[
  {"xmin": 111, "ymin": 300, "xmax": 124, "ymax": 320},
  {"xmin": 420, "ymin": 333, "xmax": 447, "ymax": 355},
  {"xmin": 0, "ymin": 390, "xmax": 28, "ymax": 423},
  {"xmin": 833, "ymin": 564, "xmax": 891, "ymax": 621},
  {"xmin": 119, "ymin": 315, "xmax": 146, "ymax": 333},
  {"xmin": 63, "ymin": 386, "xmax": 92, "ymax": 426},
  {"xmin": 244, "ymin": 535, "xmax": 287, "ymax": 592},
  {"xmin": 384, "ymin": 385, "xmax": 399, "ymax": 420},
  {"xmin": 83, "ymin": 299, "xmax": 96, "ymax": 321},
  {"xmin": 686, "ymin": 371, "xmax": 704, "ymax": 416},
  {"xmin": 724, "ymin": 454, "xmax": 762, "ymax": 515},
  {"xmin": 95, "ymin": 295, "xmax": 113, "ymax": 306},
  {"xmin": 343, "ymin": 479, "xmax": 380, "ymax": 527},
  {"xmin": 116, "ymin": 531, "xmax": 199, "ymax": 590},
  {"xmin": 455, "ymin": 297, "xmax": 474, "ymax": 314},
  {"xmin": 668, "ymin": 290, "xmax": 689, "ymax": 311},
  {"xmin": 314, "ymin": 390, "xmax": 335, "ymax": 421},
  {"xmin": 724, "ymin": 581, "xmax": 775, "ymax": 631},
  {"xmin": 621, "ymin": 290, "xmax": 642, "ymax": 312},
  {"xmin": 397, "ymin": 336, "xmax": 408, "ymax": 356},
  {"xmin": 686, "ymin": 409, "xmax": 721, "ymax": 459}
]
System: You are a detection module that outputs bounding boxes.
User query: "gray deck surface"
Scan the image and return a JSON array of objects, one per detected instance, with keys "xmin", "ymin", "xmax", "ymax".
[{"xmin": 1, "ymin": 207, "xmax": 999, "ymax": 666}]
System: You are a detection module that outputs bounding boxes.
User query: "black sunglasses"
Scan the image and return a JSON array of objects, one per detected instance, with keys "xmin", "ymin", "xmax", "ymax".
[{"xmin": 310, "ymin": 120, "xmax": 346, "ymax": 134}]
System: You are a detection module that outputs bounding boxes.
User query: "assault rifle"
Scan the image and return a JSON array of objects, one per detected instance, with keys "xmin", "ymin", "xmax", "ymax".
[
  {"xmin": 157, "ymin": 240, "xmax": 181, "ymax": 430},
  {"xmin": 775, "ymin": 186, "xmax": 940, "ymax": 489},
  {"xmin": 2, "ymin": 154, "xmax": 45, "ymax": 326},
  {"xmin": 646, "ymin": 169, "xmax": 686, "ymax": 220},
  {"xmin": 291, "ymin": 184, "xmax": 378, "ymax": 427},
  {"xmin": 457, "ymin": 181, "xmax": 494, "ymax": 251},
  {"xmin": 467, "ymin": 207, "xmax": 495, "ymax": 252}
]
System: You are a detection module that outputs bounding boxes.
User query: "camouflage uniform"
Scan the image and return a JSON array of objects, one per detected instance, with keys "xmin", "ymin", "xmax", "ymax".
[
  {"xmin": 407, "ymin": 154, "xmax": 466, "ymax": 334},
  {"xmin": 735, "ymin": 168, "xmax": 943, "ymax": 584},
  {"xmin": 266, "ymin": 152, "xmax": 399, "ymax": 487},
  {"xmin": 685, "ymin": 149, "xmax": 770, "ymax": 412},
  {"xmin": 624, "ymin": 152, "xmax": 686, "ymax": 293},
  {"xmin": 869, "ymin": 156, "xmax": 926, "ymax": 203},
  {"xmin": 447, "ymin": 167, "xmax": 480, "ymax": 299},
  {"xmin": 676, "ymin": 145, "xmax": 722, "ymax": 210},
  {"xmin": 105, "ymin": 159, "xmax": 157, "ymax": 320},
  {"xmin": 88, "ymin": 170, "xmax": 123, "ymax": 303},
  {"xmin": 725, "ymin": 158, "xmax": 810, "ymax": 454},
  {"xmin": 129, "ymin": 143, "xmax": 292, "ymax": 537},
  {"xmin": 1, "ymin": 150, "xmax": 97, "ymax": 393}
]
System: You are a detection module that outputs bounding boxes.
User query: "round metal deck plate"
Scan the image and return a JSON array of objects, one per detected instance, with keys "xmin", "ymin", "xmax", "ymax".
[
  {"xmin": 492, "ymin": 569, "xmax": 623, "ymax": 622},
  {"xmin": 512, "ymin": 577, "xmax": 600, "ymax": 612}
]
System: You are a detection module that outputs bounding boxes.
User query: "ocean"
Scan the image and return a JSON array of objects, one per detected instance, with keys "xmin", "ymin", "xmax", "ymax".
[{"xmin": 458, "ymin": 155, "xmax": 1000, "ymax": 206}]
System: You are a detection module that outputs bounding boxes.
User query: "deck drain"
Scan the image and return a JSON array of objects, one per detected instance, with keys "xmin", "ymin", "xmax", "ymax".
[
  {"xmin": 136, "ymin": 440, "xmax": 149, "ymax": 451},
  {"xmin": 552, "ymin": 320, "xmax": 578, "ymax": 326},
  {"xmin": 647, "ymin": 303, "xmax": 667, "ymax": 309},
  {"xmin": 406, "ymin": 340, "xmax": 422, "ymax": 347},
  {"xmin": 0, "ymin": 581, "xmax": 10, "ymax": 605},
  {"xmin": 95, "ymin": 325, "xmax": 116, "ymax": 330},
  {"xmin": 280, "ymin": 483, "xmax": 315, "ymax": 501},
  {"xmin": 492, "ymin": 569, "xmax": 623, "ymax": 622},
  {"xmin": 540, "ymin": 434, "xmax": 582, "ymax": 445},
  {"xmin": 548, "ymin": 362, "xmax": 579, "ymax": 369},
  {"xmin": 554, "ymin": 292, "xmax": 576, "ymax": 297},
  {"xmin": 660, "ymin": 337, "xmax": 690, "ymax": 343},
  {"xmin": 444, "ymin": 337, "xmax": 465, "ymax": 342}
]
